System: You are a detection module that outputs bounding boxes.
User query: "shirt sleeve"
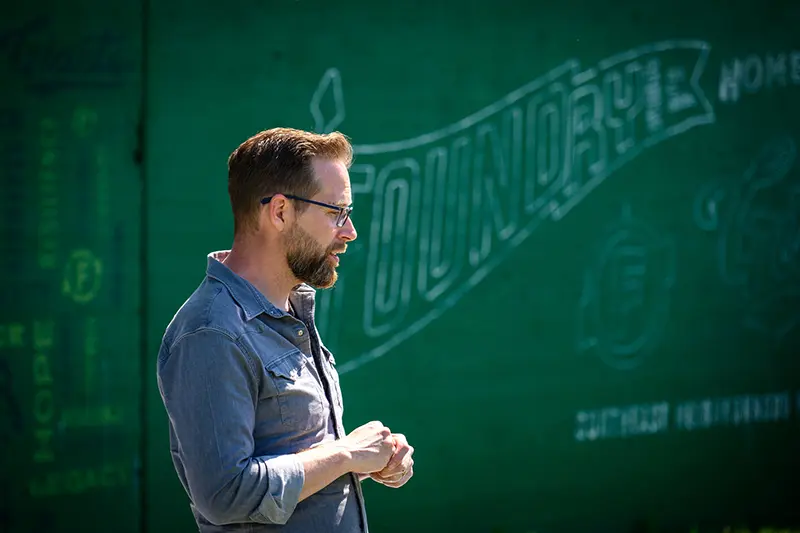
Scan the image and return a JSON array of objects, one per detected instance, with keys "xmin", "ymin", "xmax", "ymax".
[{"xmin": 157, "ymin": 328, "xmax": 305, "ymax": 526}]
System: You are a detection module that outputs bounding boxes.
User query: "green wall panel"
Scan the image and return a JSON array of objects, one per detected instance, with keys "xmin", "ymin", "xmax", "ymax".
[
  {"xmin": 143, "ymin": 1, "xmax": 800, "ymax": 533},
  {"xmin": 0, "ymin": 1, "xmax": 143, "ymax": 532}
]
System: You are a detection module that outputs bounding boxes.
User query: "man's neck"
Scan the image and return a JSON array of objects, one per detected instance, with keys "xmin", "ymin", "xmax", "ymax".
[{"xmin": 222, "ymin": 236, "xmax": 296, "ymax": 312}]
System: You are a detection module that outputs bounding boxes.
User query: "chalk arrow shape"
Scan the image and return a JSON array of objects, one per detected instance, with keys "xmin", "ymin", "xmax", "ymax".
[{"xmin": 310, "ymin": 68, "xmax": 345, "ymax": 133}]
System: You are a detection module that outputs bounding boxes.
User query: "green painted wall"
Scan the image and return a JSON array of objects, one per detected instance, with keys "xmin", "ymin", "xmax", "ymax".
[
  {"xmin": 3, "ymin": 0, "xmax": 800, "ymax": 532},
  {"xmin": 0, "ymin": 0, "xmax": 143, "ymax": 532},
  {"xmin": 144, "ymin": 1, "xmax": 800, "ymax": 532}
]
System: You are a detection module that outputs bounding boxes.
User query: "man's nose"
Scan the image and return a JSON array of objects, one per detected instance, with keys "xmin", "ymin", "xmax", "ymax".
[{"xmin": 339, "ymin": 215, "xmax": 357, "ymax": 242}]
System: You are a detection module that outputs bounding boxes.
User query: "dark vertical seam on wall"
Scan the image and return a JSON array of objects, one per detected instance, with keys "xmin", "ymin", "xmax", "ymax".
[{"xmin": 138, "ymin": 0, "xmax": 150, "ymax": 530}]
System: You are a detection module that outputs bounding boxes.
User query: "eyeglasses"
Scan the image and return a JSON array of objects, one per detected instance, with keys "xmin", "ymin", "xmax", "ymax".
[{"xmin": 261, "ymin": 194, "xmax": 353, "ymax": 228}]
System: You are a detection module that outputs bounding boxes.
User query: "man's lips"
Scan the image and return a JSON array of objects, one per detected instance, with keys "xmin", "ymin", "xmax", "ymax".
[{"xmin": 328, "ymin": 247, "xmax": 345, "ymax": 264}]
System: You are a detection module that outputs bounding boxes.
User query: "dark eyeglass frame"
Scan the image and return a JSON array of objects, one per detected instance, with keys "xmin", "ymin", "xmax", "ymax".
[{"xmin": 261, "ymin": 194, "xmax": 353, "ymax": 228}]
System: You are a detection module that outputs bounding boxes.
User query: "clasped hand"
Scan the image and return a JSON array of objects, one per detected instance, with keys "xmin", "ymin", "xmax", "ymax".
[
  {"xmin": 369, "ymin": 432, "xmax": 414, "ymax": 488},
  {"xmin": 344, "ymin": 421, "xmax": 414, "ymax": 488}
]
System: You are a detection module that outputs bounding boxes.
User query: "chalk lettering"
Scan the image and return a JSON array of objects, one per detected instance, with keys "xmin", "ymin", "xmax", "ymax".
[
  {"xmin": 765, "ymin": 54, "xmax": 788, "ymax": 88},
  {"xmin": 32, "ymin": 320, "xmax": 54, "ymax": 350},
  {"xmin": 0, "ymin": 323, "xmax": 25, "ymax": 348},
  {"xmin": 29, "ymin": 463, "xmax": 129, "ymax": 497},
  {"xmin": 575, "ymin": 402, "xmax": 670, "ymax": 442},
  {"xmin": 742, "ymin": 54, "xmax": 765, "ymax": 93},
  {"xmin": 718, "ymin": 59, "xmax": 742, "ymax": 103},
  {"xmin": 603, "ymin": 62, "xmax": 642, "ymax": 157},
  {"xmin": 644, "ymin": 59, "xmax": 664, "ymax": 133},
  {"xmin": 10, "ymin": 323, "xmax": 24, "ymax": 347},
  {"xmin": 674, "ymin": 392, "xmax": 791, "ymax": 431},
  {"xmin": 32, "ymin": 320, "xmax": 55, "ymax": 463},
  {"xmin": 319, "ymin": 41, "xmax": 714, "ymax": 374},
  {"xmin": 567, "ymin": 83, "xmax": 607, "ymax": 202},
  {"xmin": 718, "ymin": 51, "xmax": 800, "ymax": 103},
  {"xmin": 33, "ymin": 429, "xmax": 54, "ymax": 463},
  {"xmin": 61, "ymin": 405, "xmax": 123, "ymax": 428},
  {"xmin": 38, "ymin": 118, "xmax": 58, "ymax": 269},
  {"xmin": 665, "ymin": 67, "xmax": 698, "ymax": 113},
  {"xmin": 33, "ymin": 353, "xmax": 52, "ymax": 385},
  {"xmin": 576, "ymin": 390, "xmax": 795, "ymax": 442},
  {"xmin": 33, "ymin": 391, "xmax": 53, "ymax": 426},
  {"xmin": 525, "ymin": 82, "xmax": 569, "ymax": 213}
]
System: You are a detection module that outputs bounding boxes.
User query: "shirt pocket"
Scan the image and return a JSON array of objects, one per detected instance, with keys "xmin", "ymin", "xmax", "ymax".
[{"xmin": 264, "ymin": 350, "xmax": 326, "ymax": 433}]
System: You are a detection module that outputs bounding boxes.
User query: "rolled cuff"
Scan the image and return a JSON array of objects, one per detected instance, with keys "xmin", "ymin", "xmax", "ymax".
[{"xmin": 251, "ymin": 454, "xmax": 305, "ymax": 525}]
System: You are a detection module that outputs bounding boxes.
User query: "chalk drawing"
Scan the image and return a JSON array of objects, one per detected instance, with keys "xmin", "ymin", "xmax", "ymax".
[
  {"xmin": 576, "ymin": 205, "xmax": 676, "ymax": 370},
  {"xmin": 309, "ymin": 40, "xmax": 715, "ymax": 375},
  {"xmin": 693, "ymin": 136, "xmax": 800, "ymax": 341},
  {"xmin": 62, "ymin": 249, "xmax": 103, "ymax": 304},
  {"xmin": 310, "ymin": 68, "xmax": 345, "ymax": 133},
  {"xmin": 718, "ymin": 51, "xmax": 800, "ymax": 104}
]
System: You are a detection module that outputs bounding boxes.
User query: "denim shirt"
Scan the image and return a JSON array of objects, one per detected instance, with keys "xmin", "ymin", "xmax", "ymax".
[{"xmin": 156, "ymin": 251, "xmax": 368, "ymax": 532}]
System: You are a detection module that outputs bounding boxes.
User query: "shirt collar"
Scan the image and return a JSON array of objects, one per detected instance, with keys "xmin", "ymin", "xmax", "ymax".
[{"xmin": 205, "ymin": 250, "xmax": 286, "ymax": 321}]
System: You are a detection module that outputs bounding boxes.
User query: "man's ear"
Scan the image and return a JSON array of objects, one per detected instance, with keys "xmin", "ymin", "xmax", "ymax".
[{"xmin": 262, "ymin": 195, "xmax": 292, "ymax": 232}]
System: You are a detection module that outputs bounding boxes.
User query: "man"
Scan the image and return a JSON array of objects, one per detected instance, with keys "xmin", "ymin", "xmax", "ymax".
[{"xmin": 156, "ymin": 127, "xmax": 415, "ymax": 532}]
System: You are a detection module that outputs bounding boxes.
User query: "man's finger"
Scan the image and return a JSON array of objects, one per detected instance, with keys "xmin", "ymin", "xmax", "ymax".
[
  {"xmin": 384, "ymin": 444, "xmax": 411, "ymax": 472},
  {"xmin": 380, "ymin": 466, "xmax": 413, "ymax": 488},
  {"xmin": 391, "ymin": 433, "xmax": 408, "ymax": 447},
  {"xmin": 383, "ymin": 434, "xmax": 406, "ymax": 470},
  {"xmin": 373, "ymin": 467, "xmax": 404, "ymax": 481},
  {"xmin": 378, "ymin": 454, "xmax": 413, "ymax": 481}
]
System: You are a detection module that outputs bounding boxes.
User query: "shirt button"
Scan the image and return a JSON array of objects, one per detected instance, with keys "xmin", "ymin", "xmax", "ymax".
[{"xmin": 297, "ymin": 329, "xmax": 304, "ymax": 337}]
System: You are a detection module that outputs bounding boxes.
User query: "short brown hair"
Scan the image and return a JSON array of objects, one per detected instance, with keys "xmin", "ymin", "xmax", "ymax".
[{"xmin": 227, "ymin": 127, "xmax": 353, "ymax": 235}]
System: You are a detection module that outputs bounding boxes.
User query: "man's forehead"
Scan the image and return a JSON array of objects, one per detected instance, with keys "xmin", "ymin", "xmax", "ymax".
[{"xmin": 312, "ymin": 158, "xmax": 352, "ymax": 203}]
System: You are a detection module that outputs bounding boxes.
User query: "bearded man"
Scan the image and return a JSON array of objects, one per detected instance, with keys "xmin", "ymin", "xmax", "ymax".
[{"xmin": 156, "ymin": 128, "xmax": 415, "ymax": 533}]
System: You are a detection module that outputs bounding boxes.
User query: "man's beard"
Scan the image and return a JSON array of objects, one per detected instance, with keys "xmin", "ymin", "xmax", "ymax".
[{"xmin": 285, "ymin": 224, "xmax": 341, "ymax": 289}]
